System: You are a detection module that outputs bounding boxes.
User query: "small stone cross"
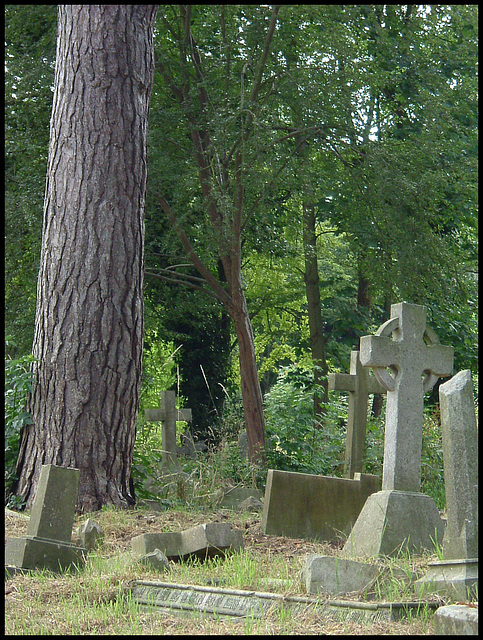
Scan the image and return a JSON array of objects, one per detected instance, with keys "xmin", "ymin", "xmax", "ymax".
[
  {"xmin": 329, "ymin": 350, "xmax": 386, "ymax": 478},
  {"xmin": 145, "ymin": 390, "xmax": 192, "ymax": 469},
  {"xmin": 360, "ymin": 302, "xmax": 453, "ymax": 492}
]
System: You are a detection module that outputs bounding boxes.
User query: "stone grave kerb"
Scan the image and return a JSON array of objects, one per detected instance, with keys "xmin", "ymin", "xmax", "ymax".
[
  {"xmin": 145, "ymin": 390, "xmax": 192, "ymax": 470},
  {"xmin": 329, "ymin": 350, "xmax": 386, "ymax": 478},
  {"xmin": 359, "ymin": 302, "xmax": 454, "ymax": 493}
]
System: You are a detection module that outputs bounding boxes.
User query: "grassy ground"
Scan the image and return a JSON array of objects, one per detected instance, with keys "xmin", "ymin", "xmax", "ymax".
[{"xmin": 5, "ymin": 504, "xmax": 445, "ymax": 635}]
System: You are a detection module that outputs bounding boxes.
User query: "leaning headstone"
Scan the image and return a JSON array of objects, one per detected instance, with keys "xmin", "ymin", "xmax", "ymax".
[
  {"xmin": 329, "ymin": 350, "xmax": 386, "ymax": 478},
  {"xmin": 145, "ymin": 390, "xmax": 192, "ymax": 470},
  {"xmin": 343, "ymin": 302, "xmax": 453, "ymax": 558},
  {"xmin": 301, "ymin": 555, "xmax": 378, "ymax": 596},
  {"xmin": 262, "ymin": 470, "xmax": 380, "ymax": 542},
  {"xmin": 132, "ymin": 522, "xmax": 244, "ymax": 561},
  {"xmin": 5, "ymin": 464, "xmax": 86, "ymax": 572},
  {"xmin": 414, "ymin": 370, "xmax": 478, "ymax": 600}
]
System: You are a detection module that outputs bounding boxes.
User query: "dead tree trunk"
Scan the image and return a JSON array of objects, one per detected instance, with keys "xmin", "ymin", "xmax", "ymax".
[{"xmin": 15, "ymin": 5, "xmax": 157, "ymax": 511}]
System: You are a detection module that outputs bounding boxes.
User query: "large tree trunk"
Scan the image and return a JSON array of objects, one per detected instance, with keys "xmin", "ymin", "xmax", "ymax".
[{"xmin": 15, "ymin": 5, "xmax": 157, "ymax": 512}]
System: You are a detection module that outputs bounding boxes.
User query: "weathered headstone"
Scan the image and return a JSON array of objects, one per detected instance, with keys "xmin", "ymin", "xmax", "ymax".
[
  {"xmin": 5, "ymin": 464, "xmax": 86, "ymax": 572},
  {"xmin": 145, "ymin": 390, "xmax": 192, "ymax": 470},
  {"xmin": 343, "ymin": 302, "xmax": 453, "ymax": 557},
  {"xmin": 132, "ymin": 522, "xmax": 244, "ymax": 561},
  {"xmin": 261, "ymin": 470, "xmax": 380, "ymax": 542},
  {"xmin": 329, "ymin": 350, "xmax": 386, "ymax": 478},
  {"xmin": 414, "ymin": 370, "xmax": 478, "ymax": 600}
]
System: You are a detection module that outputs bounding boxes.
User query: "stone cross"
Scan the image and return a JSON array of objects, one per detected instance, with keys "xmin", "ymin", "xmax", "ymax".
[
  {"xmin": 5, "ymin": 464, "xmax": 86, "ymax": 572},
  {"xmin": 145, "ymin": 390, "xmax": 192, "ymax": 469},
  {"xmin": 439, "ymin": 370, "xmax": 478, "ymax": 560},
  {"xmin": 359, "ymin": 302, "xmax": 453, "ymax": 492},
  {"xmin": 329, "ymin": 350, "xmax": 386, "ymax": 478}
]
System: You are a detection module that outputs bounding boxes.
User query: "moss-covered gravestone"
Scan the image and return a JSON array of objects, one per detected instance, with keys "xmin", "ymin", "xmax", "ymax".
[{"xmin": 5, "ymin": 464, "xmax": 86, "ymax": 572}]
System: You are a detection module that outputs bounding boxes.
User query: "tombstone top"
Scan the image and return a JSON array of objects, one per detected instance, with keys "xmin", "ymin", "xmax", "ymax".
[
  {"xmin": 145, "ymin": 390, "xmax": 192, "ymax": 422},
  {"xmin": 329, "ymin": 350, "xmax": 387, "ymax": 395},
  {"xmin": 27, "ymin": 464, "xmax": 80, "ymax": 543},
  {"xmin": 360, "ymin": 302, "xmax": 454, "ymax": 394}
]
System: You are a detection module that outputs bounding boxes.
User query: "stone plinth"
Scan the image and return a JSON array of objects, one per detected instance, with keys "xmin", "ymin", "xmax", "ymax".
[
  {"xmin": 261, "ymin": 469, "xmax": 380, "ymax": 542},
  {"xmin": 414, "ymin": 558, "xmax": 478, "ymax": 601},
  {"xmin": 5, "ymin": 536, "xmax": 86, "ymax": 573},
  {"xmin": 342, "ymin": 490, "xmax": 444, "ymax": 558}
]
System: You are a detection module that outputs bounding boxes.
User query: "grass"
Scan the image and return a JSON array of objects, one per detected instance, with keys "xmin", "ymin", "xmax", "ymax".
[{"xmin": 5, "ymin": 504, "xmax": 447, "ymax": 635}]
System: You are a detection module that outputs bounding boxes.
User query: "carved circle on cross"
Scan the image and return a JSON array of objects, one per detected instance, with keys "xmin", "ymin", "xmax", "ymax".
[{"xmin": 371, "ymin": 316, "xmax": 441, "ymax": 393}]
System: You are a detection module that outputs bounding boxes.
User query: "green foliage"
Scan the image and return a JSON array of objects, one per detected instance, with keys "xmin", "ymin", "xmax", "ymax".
[
  {"xmin": 264, "ymin": 365, "xmax": 346, "ymax": 476},
  {"xmin": 421, "ymin": 407, "xmax": 446, "ymax": 510},
  {"xmin": 4, "ymin": 338, "xmax": 36, "ymax": 506},
  {"xmin": 139, "ymin": 327, "xmax": 179, "ymax": 412}
]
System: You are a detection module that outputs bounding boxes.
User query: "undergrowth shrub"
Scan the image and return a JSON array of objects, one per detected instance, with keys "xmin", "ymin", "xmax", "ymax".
[
  {"xmin": 263, "ymin": 365, "xmax": 346, "ymax": 476},
  {"xmin": 5, "ymin": 338, "xmax": 36, "ymax": 507}
]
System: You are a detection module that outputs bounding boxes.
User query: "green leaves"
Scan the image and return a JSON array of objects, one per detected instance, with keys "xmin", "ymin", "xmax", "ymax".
[{"xmin": 5, "ymin": 339, "xmax": 37, "ymax": 505}]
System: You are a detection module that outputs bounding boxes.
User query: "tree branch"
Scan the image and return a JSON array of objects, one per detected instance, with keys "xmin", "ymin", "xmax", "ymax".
[{"xmin": 157, "ymin": 194, "xmax": 233, "ymax": 309}]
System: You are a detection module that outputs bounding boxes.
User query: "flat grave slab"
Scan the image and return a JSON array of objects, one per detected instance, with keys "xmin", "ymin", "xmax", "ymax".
[{"xmin": 130, "ymin": 579, "xmax": 439, "ymax": 622}]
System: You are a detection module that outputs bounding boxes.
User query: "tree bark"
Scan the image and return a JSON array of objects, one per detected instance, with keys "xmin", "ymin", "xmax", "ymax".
[
  {"xmin": 15, "ymin": 5, "xmax": 157, "ymax": 511},
  {"xmin": 230, "ymin": 279, "xmax": 266, "ymax": 464}
]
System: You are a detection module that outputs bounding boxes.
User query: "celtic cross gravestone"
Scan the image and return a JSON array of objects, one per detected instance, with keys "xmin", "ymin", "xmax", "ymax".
[
  {"xmin": 343, "ymin": 302, "xmax": 454, "ymax": 557},
  {"xmin": 358, "ymin": 302, "xmax": 453, "ymax": 493},
  {"xmin": 329, "ymin": 350, "xmax": 386, "ymax": 478}
]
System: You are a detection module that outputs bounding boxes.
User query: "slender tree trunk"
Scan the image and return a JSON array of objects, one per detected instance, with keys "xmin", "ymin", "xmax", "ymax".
[
  {"xmin": 303, "ymin": 198, "xmax": 329, "ymax": 421},
  {"xmin": 15, "ymin": 5, "xmax": 157, "ymax": 511},
  {"xmin": 230, "ymin": 281, "xmax": 266, "ymax": 464}
]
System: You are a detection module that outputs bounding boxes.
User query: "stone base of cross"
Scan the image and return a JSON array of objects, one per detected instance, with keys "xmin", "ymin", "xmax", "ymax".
[
  {"xmin": 342, "ymin": 302, "xmax": 453, "ymax": 558},
  {"xmin": 145, "ymin": 390, "xmax": 192, "ymax": 470}
]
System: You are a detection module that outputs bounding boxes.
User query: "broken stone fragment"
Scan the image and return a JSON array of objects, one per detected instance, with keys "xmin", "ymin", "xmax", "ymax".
[
  {"xmin": 76, "ymin": 518, "xmax": 103, "ymax": 550},
  {"xmin": 140, "ymin": 549, "xmax": 169, "ymax": 571}
]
